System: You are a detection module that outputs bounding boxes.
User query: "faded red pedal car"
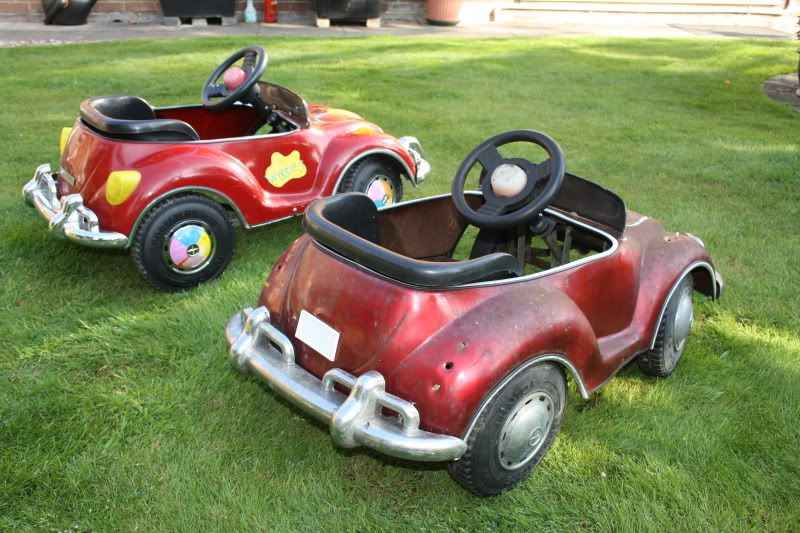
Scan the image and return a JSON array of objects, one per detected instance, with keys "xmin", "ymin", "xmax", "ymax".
[
  {"xmin": 225, "ymin": 130, "xmax": 723, "ymax": 496},
  {"xmin": 22, "ymin": 46, "xmax": 429, "ymax": 291}
]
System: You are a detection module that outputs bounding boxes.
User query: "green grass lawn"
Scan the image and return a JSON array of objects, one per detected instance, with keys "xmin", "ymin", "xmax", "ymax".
[{"xmin": 1, "ymin": 36, "xmax": 799, "ymax": 531}]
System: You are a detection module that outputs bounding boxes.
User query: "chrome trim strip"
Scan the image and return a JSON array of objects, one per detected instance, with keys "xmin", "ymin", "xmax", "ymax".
[
  {"xmin": 226, "ymin": 306, "xmax": 467, "ymax": 462},
  {"xmin": 626, "ymin": 215, "xmax": 649, "ymax": 227},
  {"xmin": 312, "ymin": 193, "xmax": 619, "ymax": 290},
  {"xmin": 248, "ymin": 212, "xmax": 301, "ymax": 229},
  {"xmin": 463, "ymin": 355, "xmax": 588, "ymax": 442},
  {"xmin": 127, "ymin": 186, "xmax": 249, "ymax": 245},
  {"xmin": 154, "ymin": 103, "xmax": 304, "ymax": 132},
  {"xmin": 333, "ymin": 149, "xmax": 416, "ymax": 193},
  {"xmin": 463, "ymin": 209, "xmax": 618, "ymax": 288},
  {"xmin": 376, "ymin": 190, "xmax": 457, "ymax": 212},
  {"xmin": 187, "ymin": 129, "xmax": 296, "ymax": 144},
  {"xmin": 22, "ymin": 163, "xmax": 129, "ymax": 249},
  {"xmin": 648, "ymin": 260, "xmax": 717, "ymax": 350},
  {"xmin": 686, "ymin": 233, "xmax": 705, "ymax": 248}
]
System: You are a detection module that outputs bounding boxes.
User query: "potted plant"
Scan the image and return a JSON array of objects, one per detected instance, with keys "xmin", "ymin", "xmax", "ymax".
[{"xmin": 426, "ymin": 0, "xmax": 462, "ymax": 25}]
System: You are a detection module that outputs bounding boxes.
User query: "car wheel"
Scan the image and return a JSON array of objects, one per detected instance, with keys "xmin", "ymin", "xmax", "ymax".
[
  {"xmin": 448, "ymin": 362, "xmax": 566, "ymax": 497},
  {"xmin": 132, "ymin": 194, "xmax": 234, "ymax": 292},
  {"xmin": 638, "ymin": 275, "xmax": 694, "ymax": 377},
  {"xmin": 339, "ymin": 158, "xmax": 403, "ymax": 207}
]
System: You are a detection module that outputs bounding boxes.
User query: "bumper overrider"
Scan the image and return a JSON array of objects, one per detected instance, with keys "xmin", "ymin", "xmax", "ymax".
[
  {"xmin": 226, "ymin": 306, "xmax": 467, "ymax": 462},
  {"xmin": 22, "ymin": 164, "xmax": 128, "ymax": 249},
  {"xmin": 398, "ymin": 137, "xmax": 431, "ymax": 186}
]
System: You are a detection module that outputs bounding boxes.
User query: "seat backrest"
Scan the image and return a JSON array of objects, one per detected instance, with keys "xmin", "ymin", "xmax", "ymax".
[
  {"xmin": 304, "ymin": 193, "xmax": 522, "ymax": 288},
  {"xmin": 90, "ymin": 95, "xmax": 156, "ymax": 121},
  {"xmin": 80, "ymin": 95, "xmax": 199, "ymax": 142}
]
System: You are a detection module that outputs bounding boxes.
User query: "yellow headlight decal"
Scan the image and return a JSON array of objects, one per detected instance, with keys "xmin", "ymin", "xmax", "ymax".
[
  {"xmin": 105, "ymin": 170, "xmax": 141, "ymax": 206},
  {"xmin": 59, "ymin": 127, "xmax": 73, "ymax": 156},
  {"xmin": 351, "ymin": 126, "xmax": 375, "ymax": 136}
]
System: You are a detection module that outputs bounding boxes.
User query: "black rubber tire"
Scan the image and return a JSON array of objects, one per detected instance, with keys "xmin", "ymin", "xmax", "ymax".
[
  {"xmin": 132, "ymin": 194, "xmax": 234, "ymax": 292},
  {"xmin": 448, "ymin": 362, "xmax": 566, "ymax": 497},
  {"xmin": 339, "ymin": 157, "xmax": 403, "ymax": 206},
  {"xmin": 638, "ymin": 275, "xmax": 694, "ymax": 377}
]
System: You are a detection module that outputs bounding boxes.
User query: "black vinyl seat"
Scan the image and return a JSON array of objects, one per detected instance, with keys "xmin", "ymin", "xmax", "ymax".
[
  {"xmin": 79, "ymin": 95, "xmax": 199, "ymax": 142},
  {"xmin": 304, "ymin": 193, "xmax": 522, "ymax": 288}
]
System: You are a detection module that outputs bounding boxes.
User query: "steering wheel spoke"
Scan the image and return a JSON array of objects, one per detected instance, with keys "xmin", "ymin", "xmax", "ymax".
[
  {"xmin": 243, "ymin": 51, "xmax": 256, "ymax": 72},
  {"xmin": 207, "ymin": 83, "xmax": 229, "ymax": 98},
  {"xmin": 477, "ymin": 146, "xmax": 505, "ymax": 173},
  {"xmin": 528, "ymin": 158, "xmax": 552, "ymax": 185},
  {"xmin": 478, "ymin": 199, "xmax": 507, "ymax": 216}
]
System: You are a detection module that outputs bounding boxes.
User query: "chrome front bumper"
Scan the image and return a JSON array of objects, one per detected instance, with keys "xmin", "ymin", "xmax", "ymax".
[
  {"xmin": 226, "ymin": 306, "xmax": 467, "ymax": 462},
  {"xmin": 22, "ymin": 163, "xmax": 128, "ymax": 249},
  {"xmin": 398, "ymin": 136, "xmax": 431, "ymax": 186}
]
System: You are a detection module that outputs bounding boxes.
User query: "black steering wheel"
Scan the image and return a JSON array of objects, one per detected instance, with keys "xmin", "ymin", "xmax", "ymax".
[
  {"xmin": 202, "ymin": 46, "xmax": 268, "ymax": 110},
  {"xmin": 452, "ymin": 130, "xmax": 566, "ymax": 230}
]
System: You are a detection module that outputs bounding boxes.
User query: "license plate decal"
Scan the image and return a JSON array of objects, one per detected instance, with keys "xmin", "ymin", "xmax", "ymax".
[{"xmin": 295, "ymin": 310, "xmax": 340, "ymax": 362}]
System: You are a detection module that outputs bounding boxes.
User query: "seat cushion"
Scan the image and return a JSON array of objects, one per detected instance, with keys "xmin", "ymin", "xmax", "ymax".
[
  {"xmin": 80, "ymin": 95, "xmax": 199, "ymax": 142},
  {"xmin": 304, "ymin": 193, "xmax": 522, "ymax": 288}
]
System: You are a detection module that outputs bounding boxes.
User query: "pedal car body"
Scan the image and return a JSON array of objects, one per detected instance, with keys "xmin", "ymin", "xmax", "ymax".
[
  {"xmin": 23, "ymin": 46, "xmax": 428, "ymax": 290},
  {"xmin": 226, "ymin": 130, "xmax": 722, "ymax": 496}
]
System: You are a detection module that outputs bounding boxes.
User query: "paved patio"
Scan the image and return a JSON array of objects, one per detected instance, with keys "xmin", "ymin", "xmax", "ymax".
[{"xmin": 0, "ymin": 19, "xmax": 792, "ymax": 47}]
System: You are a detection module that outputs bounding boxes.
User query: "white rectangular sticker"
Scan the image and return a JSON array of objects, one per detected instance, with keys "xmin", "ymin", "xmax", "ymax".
[{"xmin": 295, "ymin": 310, "xmax": 340, "ymax": 362}]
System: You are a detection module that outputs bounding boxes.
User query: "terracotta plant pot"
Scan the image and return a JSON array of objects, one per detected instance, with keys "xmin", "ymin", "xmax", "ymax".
[{"xmin": 426, "ymin": 0, "xmax": 462, "ymax": 25}]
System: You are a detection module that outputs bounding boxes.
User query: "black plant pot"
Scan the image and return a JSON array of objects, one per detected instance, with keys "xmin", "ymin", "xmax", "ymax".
[
  {"xmin": 42, "ymin": 0, "xmax": 97, "ymax": 25},
  {"xmin": 159, "ymin": 0, "xmax": 235, "ymax": 18}
]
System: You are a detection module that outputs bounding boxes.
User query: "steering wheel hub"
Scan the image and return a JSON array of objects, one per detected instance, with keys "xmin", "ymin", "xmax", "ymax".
[
  {"xmin": 491, "ymin": 163, "xmax": 528, "ymax": 198},
  {"xmin": 223, "ymin": 66, "xmax": 247, "ymax": 91}
]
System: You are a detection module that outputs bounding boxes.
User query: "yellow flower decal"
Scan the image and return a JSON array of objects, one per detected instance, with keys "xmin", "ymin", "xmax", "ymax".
[{"xmin": 265, "ymin": 150, "xmax": 307, "ymax": 188}]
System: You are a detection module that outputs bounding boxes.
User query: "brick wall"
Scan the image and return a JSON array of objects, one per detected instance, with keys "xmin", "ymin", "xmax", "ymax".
[
  {"xmin": 0, "ymin": 0, "xmax": 426, "ymax": 22},
  {"xmin": 1, "ymin": 0, "xmax": 162, "ymax": 16},
  {"xmin": 0, "ymin": 0, "xmax": 45, "ymax": 16}
]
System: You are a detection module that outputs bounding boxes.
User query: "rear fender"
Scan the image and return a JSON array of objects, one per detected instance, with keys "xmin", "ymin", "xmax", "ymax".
[
  {"xmin": 119, "ymin": 146, "xmax": 263, "ymax": 239},
  {"xmin": 387, "ymin": 286, "xmax": 601, "ymax": 437}
]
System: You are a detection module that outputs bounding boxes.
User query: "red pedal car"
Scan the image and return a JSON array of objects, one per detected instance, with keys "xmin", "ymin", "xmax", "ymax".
[
  {"xmin": 226, "ymin": 130, "xmax": 723, "ymax": 496},
  {"xmin": 22, "ymin": 46, "xmax": 429, "ymax": 291}
]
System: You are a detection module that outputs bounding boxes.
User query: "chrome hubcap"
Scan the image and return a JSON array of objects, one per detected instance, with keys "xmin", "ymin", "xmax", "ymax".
[
  {"xmin": 365, "ymin": 175, "xmax": 395, "ymax": 207},
  {"xmin": 498, "ymin": 391, "xmax": 554, "ymax": 470},
  {"xmin": 672, "ymin": 286, "xmax": 694, "ymax": 352},
  {"xmin": 162, "ymin": 221, "xmax": 215, "ymax": 275}
]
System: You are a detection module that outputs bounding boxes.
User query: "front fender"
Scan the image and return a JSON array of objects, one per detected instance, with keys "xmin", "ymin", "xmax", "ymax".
[
  {"xmin": 317, "ymin": 132, "xmax": 417, "ymax": 196},
  {"xmin": 386, "ymin": 286, "xmax": 601, "ymax": 438},
  {"xmin": 629, "ymin": 221, "xmax": 721, "ymax": 352}
]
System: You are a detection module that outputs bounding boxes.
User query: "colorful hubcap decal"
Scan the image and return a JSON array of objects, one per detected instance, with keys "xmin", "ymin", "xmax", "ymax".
[
  {"xmin": 366, "ymin": 177, "xmax": 394, "ymax": 207},
  {"xmin": 167, "ymin": 224, "xmax": 212, "ymax": 272}
]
